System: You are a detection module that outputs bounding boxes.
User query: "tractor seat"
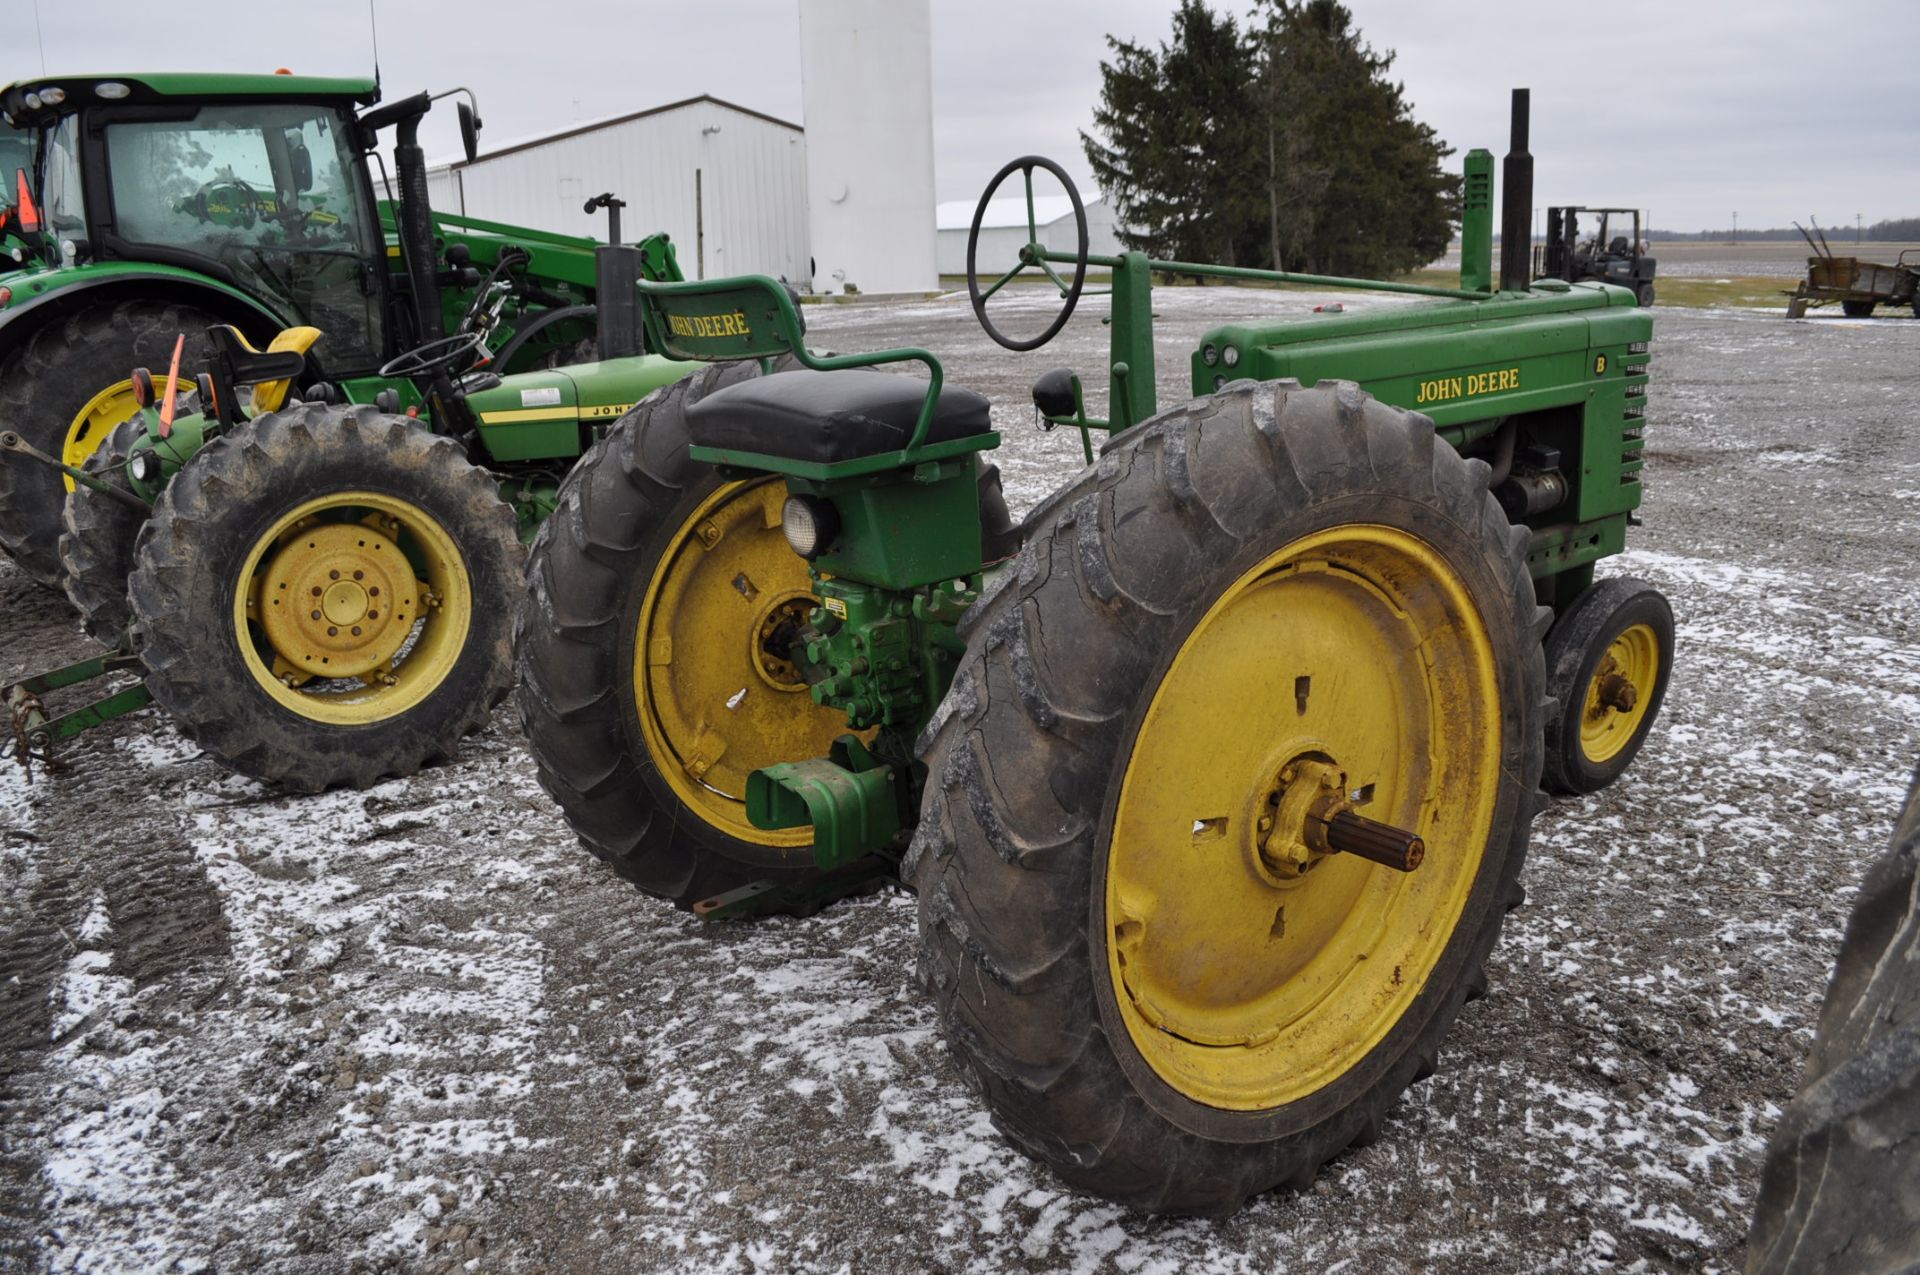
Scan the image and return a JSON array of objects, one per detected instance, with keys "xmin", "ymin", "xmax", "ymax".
[{"xmin": 685, "ymin": 369, "xmax": 992, "ymax": 465}]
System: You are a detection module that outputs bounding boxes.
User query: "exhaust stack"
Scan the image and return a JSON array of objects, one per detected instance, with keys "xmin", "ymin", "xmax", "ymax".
[{"xmin": 1498, "ymin": 88, "xmax": 1533, "ymax": 293}]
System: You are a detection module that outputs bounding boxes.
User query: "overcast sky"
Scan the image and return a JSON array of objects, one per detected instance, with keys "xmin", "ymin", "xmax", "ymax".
[{"xmin": 10, "ymin": 0, "xmax": 1918, "ymax": 233}]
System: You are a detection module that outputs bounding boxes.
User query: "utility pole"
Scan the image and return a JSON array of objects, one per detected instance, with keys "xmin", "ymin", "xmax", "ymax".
[
  {"xmin": 1731, "ymin": 211, "xmax": 1738, "ymax": 245},
  {"xmin": 1856, "ymin": 213, "xmax": 1863, "ymax": 243}
]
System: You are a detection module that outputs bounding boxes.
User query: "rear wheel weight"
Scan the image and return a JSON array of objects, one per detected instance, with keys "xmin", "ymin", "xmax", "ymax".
[
  {"xmin": 910, "ymin": 379, "xmax": 1547, "ymax": 1213},
  {"xmin": 126, "ymin": 402, "xmax": 523, "ymax": 792},
  {"xmin": 0, "ymin": 300, "xmax": 224, "ymax": 586},
  {"xmin": 515, "ymin": 358, "xmax": 847, "ymax": 908},
  {"xmin": 1541, "ymin": 576, "xmax": 1674, "ymax": 795}
]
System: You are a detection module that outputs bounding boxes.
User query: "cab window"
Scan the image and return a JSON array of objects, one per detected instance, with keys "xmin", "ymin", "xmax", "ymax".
[{"xmin": 104, "ymin": 103, "xmax": 384, "ymax": 368}]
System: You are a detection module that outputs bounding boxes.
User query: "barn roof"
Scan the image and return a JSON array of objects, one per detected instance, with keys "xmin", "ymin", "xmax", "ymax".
[{"xmin": 456, "ymin": 94, "xmax": 802, "ymax": 169}]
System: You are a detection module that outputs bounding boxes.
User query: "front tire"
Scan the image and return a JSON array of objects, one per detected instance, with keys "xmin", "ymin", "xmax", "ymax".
[
  {"xmin": 0, "ymin": 301, "xmax": 221, "ymax": 586},
  {"xmin": 127, "ymin": 403, "xmax": 523, "ymax": 791},
  {"xmin": 60, "ymin": 414, "xmax": 151, "ymax": 645},
  {"xmin": 910, "ymin": 379, "xmax": 1548, "ymax": 1213},
  {"xmin": 1541, "ymin": 576, "xmax": 1674, "ymax": 795},
  {"xmin": 516, "ymin": 360, "xmax": 848, "ymax": 908},
  {"xmin": 1635, "ymin": 282, "xmax": 1656, "ymax": 307},
  {"xmin": 1841, "ymin": 300, "xmax": 1875, "ymax": 318}
]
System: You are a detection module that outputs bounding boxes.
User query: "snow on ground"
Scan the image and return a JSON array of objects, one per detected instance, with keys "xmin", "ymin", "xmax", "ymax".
[{"xmin": 1, "ymin": 294, "xmax": 1917, "ymax": 1273}]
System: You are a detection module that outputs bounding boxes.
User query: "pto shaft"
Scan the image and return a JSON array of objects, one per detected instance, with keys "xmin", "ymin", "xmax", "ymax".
[{"xmin": 1322, "ymin": 808, "xmax": 1425, "ymax": 872}]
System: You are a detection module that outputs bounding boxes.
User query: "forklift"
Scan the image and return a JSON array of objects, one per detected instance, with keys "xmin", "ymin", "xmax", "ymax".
[{"xmin": 1536, "ymin": 206, "xmax": 1656, "ymax": 306}]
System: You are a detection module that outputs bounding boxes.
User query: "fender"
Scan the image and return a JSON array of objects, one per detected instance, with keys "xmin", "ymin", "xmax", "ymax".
[{"xmin": 0, "ymin": 263, "xmax": 291, "ymax": 370}]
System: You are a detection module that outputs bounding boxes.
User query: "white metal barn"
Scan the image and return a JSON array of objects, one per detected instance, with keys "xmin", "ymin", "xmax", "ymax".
[
  {"xmin": 935, "ymin": 194, "xmax": 1125, "ymax": 277},
  {"xmin": 425, "ymin": 96, "xmax": 812, "ymax": 285}
]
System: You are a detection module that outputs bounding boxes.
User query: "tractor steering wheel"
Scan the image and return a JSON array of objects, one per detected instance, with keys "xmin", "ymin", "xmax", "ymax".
[
  {"xmin": 191, "ymin": 178, "xmax": 264, "ymax": 229},
  {"xmin": 967, "ymin": 156, "xmax": 1088, "ymax": 353},
  {"xmin": 377, "ymin": 330, "xmax": 488, "ymax": 381}
]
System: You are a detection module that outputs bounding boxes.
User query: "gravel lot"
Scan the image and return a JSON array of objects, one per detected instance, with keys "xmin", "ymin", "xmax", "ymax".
[{"xmin": 2, "ymin": 287, "xmax": 1917, "ymax": 1274}]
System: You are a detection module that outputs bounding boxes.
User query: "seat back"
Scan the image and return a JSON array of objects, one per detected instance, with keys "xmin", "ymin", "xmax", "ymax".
[
  {"xmin": 636, "ymin": 273, "xmax": 948, "ymax": 458},
  {"xmin": 204, "ymin": 325, "xmax": 317, "ymax": 423}
]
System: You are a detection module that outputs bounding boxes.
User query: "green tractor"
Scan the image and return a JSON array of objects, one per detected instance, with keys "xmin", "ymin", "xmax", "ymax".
[
  {"xmin": 0, "ymin": 71, "xmax": 682, "ymax": 589},
  {"xmin": 515, "ymin": 90, "xmax": 1675, "ymax": 1211},
  {"xmin": 2, "ymin": 249, "xmax": 697, "ymax": 789}
]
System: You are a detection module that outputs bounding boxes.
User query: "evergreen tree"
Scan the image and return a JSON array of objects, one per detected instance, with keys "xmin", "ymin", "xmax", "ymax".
[
  {"xmin": 1082, "ymin": 1, "xmax": 1263, "ymax": 265},
  {"xmin": 1082, "ymin": 1, "xmax": 1459, "ymax": 277}
]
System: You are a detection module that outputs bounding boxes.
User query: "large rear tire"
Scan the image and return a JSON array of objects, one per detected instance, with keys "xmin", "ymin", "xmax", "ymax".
[
  {"xmin": 126, "ymin": 403, "xmax": 522, "ymax": 791},
  {"xmin": 1747, "ymin": 764, "xmax": 1920, "ymax": 1273},
  {"xmin": 0, "ymin": 301, "xmax": 222, "ymax": 586},
  {"xmin": 516, "ymin": 360, "xmax": 849, "ymax": 908},
  {"xmin": 1841, "ymin": 300, "xmax": 1875, "ymax": 318},
  {"xmin": 909, "ymin": 379, "xmax": 1549, "ymax": 1214}
]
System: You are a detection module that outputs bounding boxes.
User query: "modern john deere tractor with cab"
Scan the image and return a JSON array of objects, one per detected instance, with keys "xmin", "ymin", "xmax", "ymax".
[
  {"xmin": 516, "ymin": 90, "xmax": 1674, "ymax": 1211},
  {"xmin": 2, "ymin": 110, "xmax": 699, "ymax": 790},
  {"xmin": 3, "ymin": 222, "xmax": 697, "ymax": 790},
  {"xmin": 0, "ymin": 71, "xmax": 681, "ymax": 589}
]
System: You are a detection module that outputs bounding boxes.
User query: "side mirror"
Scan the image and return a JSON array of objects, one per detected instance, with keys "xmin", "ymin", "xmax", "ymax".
[
  {"xmin": 288, "ymin": 139, "xmax": 314, "ymax": 193},
  {"xmin": 1031, "ymin": 367, "xmax": 1080, "ymax": 419},
  {"xmin": 457, "ymin": 102, "xmax": 480, "ymax": 165}
]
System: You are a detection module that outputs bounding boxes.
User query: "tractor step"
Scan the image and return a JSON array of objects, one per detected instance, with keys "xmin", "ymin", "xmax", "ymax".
[
  {"xmin": 691, "ymin": 854, "xmax": 897, "ymax": 922},
  {"xmin": 5, "ymin": 650, "xmax": 152, "ymax": 780}
]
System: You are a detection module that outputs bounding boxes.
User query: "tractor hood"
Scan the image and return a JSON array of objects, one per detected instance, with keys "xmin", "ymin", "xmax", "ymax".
[
  {"xmin": 2, "ymin": 73, "xmax": 379, "ymax": 128},
  {"xmin": 464, "ymin": 356, "xmax": 696, "ymax": 462}
]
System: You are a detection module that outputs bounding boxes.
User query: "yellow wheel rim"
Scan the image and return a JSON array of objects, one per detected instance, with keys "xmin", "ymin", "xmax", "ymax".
[
  {"xmin": 632, "ymin": 479, "xmax": 850, "ymax": 847},
  {"xmin": 1579, "ymin": 621, "xmax": 1660, "ymax": 764},
  {"xmin": 232, "ymin": 491, "xmax": 472, "ymax": 727},
  {"xmin": 1106, "ymin": 525, "xmax": 1502, "ymax": 1111},
  {"xmin": 62, "ymin": 379, "xmax": 142, "ymax": 492}
]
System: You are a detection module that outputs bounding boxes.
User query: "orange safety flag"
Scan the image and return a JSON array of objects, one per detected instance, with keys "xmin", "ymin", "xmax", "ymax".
[
  {"xmin": 14, "ymin": 169, "xmax": 39, "ymax": 234},
  {"xmin": 158, "ymin": 335, "xmax": 185, "ymax": 438}
]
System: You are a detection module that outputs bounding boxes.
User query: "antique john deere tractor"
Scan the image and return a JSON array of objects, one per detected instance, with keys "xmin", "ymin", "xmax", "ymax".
[
  {"xmin": 516, "ymin": 91, "xmax": 1673, "ymax": 1211},
  {"xmin": 2, "ymin": 213, "xmax": 696, "ymax": 790},
  {"xmin": 0, "ymin": 71, "xmax": 678, "ymax": 588}
]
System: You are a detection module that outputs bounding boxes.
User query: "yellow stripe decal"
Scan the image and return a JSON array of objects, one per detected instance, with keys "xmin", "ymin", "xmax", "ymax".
[{"xmin": 477, "ymin": 408, "xmax": 577, "ymax": 424}]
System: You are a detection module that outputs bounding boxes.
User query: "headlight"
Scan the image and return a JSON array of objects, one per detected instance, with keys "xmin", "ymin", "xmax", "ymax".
[
  {"xmin": 1222, "ymin": 345, "xmax": 1240, "ymax": 367},
  {"xmin": 1201, "ymin": 344, "xmax": 1219, "ymax": 366},
  {"xmin": 129, "ymin": 450, "xmax": 159, "ymax": 484},
  {"xmin": 94, "ymin": 82, "xmax": 131, "ymax": 100},
  {"xmin": 780, "ymin": 496, "xmax": 839, "ymax": 559},
  {"xmin": 23, "ymin": 94, "xmax": 40, "ymax": 110},
  {"xmin": 38, "ymin": 87, "xmax": 65, "ymax": 106}
]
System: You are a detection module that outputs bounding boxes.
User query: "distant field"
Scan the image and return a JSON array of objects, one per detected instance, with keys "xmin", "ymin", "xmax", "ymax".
[{"xmin": 1408, "ymin": 239, "xmax": 1920, "ymax": 312}]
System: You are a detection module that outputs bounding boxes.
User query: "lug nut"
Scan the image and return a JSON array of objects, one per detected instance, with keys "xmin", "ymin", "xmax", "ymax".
[
  {"xmin": 330, "ymin": 569, "xmax": 340, "ymax": 580},
  {"xmin": 354, "ymin": 570, "xmax": 364, "ymax": 580},
  {"xmin": 328, "ymin": 626, "xmax": 338, "ymax": 636},
  {"xmin": 311, "ymin": 610, "xmax": 322, "ymax": 620},
  {"xmin": 351, "ymin": 626, "xmax": 362, "ymax": 636}
]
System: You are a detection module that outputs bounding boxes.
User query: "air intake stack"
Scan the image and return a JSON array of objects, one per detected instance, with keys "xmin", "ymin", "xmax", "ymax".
[{"xmin": 1498, "ymin": 88, "xmax": 1533, "ymax": 293}]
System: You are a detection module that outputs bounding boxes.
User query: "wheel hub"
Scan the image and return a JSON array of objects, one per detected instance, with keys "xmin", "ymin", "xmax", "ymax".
[{"xmin": 254, "ymin": 522, "xmax": 416, "ymax": 679}]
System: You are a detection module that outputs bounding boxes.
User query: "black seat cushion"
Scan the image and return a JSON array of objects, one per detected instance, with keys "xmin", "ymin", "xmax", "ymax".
[{"xmin": 685, "ymin": 369, "xmax": 992, "ymax": 464}]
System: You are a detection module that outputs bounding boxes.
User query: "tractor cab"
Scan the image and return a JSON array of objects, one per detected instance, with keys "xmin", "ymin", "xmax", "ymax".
[
  {"xmin": 1537, "ymin": 205, "xmax": 1656, "ymax": 307},
  {"xmin": 1, "ymin": 75, "xmax": 396, "ymax": 366}
]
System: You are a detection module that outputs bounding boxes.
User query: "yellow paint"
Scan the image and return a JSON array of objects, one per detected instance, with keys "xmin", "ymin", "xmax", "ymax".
[
  {"xmin": 668, "ymin": 310, "xmax": 752, "ymax": 340},
  {"xmin": 233, "ymin": 491, "xmax": 472, "ymax": 726},
  {"xmin": 581, "ymin": 403, "xmax": 633, "ymax": 420},
  {"xmin": 1579, "ymin": 621, "xmax": 1660, "ymax": 763},
  {"xmin": 61, "ymin": 379, "xmax": 141, "ymax": 492},
  {"xmin": 477, "ymin": 408, "xmax": 575, "ymax": 425},
  {"xmin": 631, "ymin": 479, "xmax": 851, "ymax": 845},
  {"xmin": 1105, "ymin": 524, "xmax": 1502, "ymax": 1110},
  {"xmin": 246, "ymin": 326, "xmax": 324, "ymax": 414},
  {"xmin": 1414, "ymin": 365, "xmax": 1520, "ymax": 405}
]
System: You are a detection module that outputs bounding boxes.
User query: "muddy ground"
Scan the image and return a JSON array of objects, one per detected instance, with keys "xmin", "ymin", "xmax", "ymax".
[{"xmin": 2, "ymin": 289, "xmax": 1917, "ymax": 1274}]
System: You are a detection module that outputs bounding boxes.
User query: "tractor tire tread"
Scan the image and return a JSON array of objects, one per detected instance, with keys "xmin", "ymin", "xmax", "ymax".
[
  {"xmin": 0, "ymin": 300, "xmax": 223, "ymax": 586},
  {"xmin": 127, "ymin": 401, "xmax": 521, "ymax": 792},
  {"xmin": 911, "ymin": 377, "xmax": 1544, "ymax": 1214},
  {"xmin": 515, "ymin": 358, "xmax": 814, "ymax": 908}
]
